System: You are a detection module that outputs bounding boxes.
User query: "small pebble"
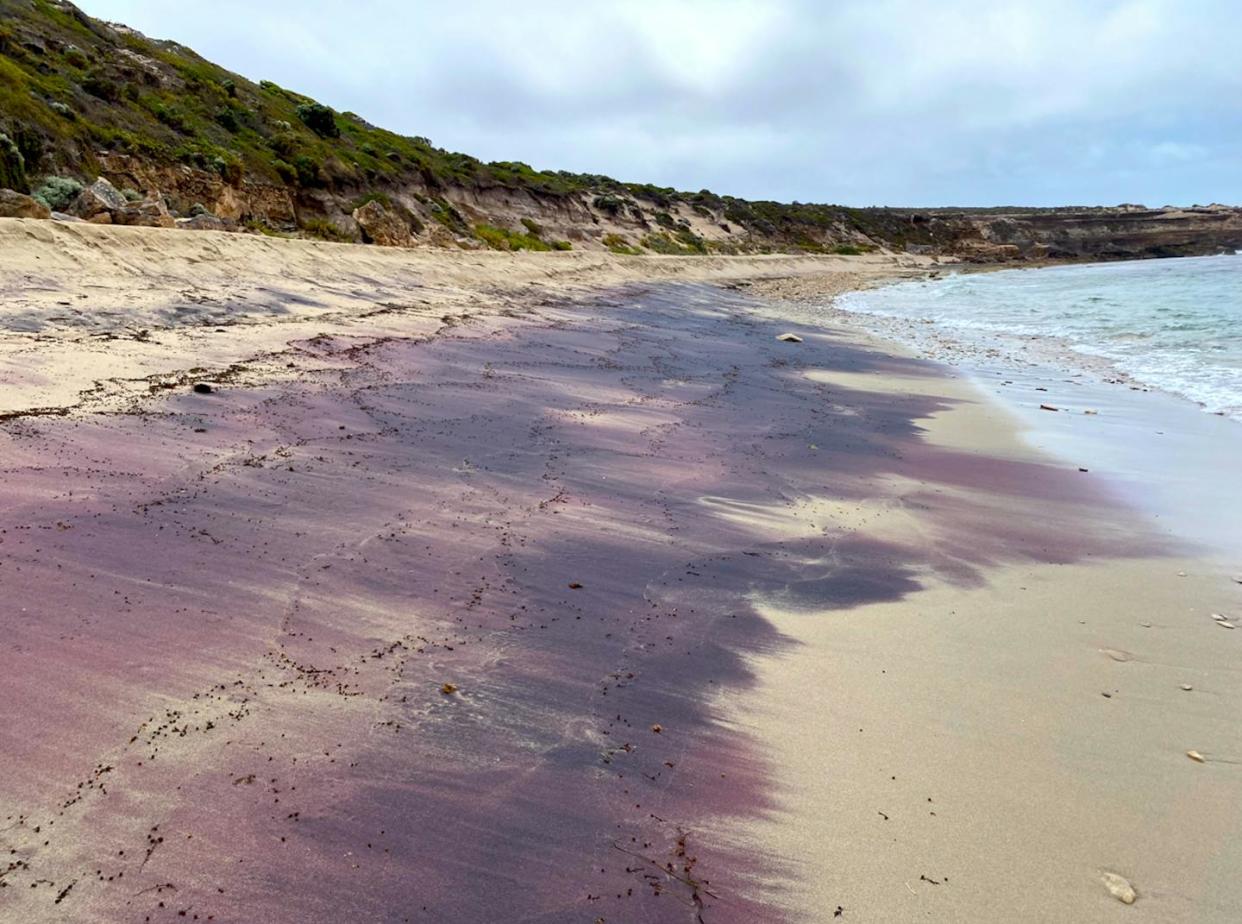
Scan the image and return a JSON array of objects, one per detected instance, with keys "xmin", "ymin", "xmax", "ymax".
[
  {"xmin": 1180, "ymin": 684, "xmax": 1194, "ymax": 691},
  {"xmin": 1101, "ymin": 872, "xmax": 1136, "ymax": 904},
  {"xmin": 1187, "ymin": 750, "xmax": 1206, "ymax": 763}
]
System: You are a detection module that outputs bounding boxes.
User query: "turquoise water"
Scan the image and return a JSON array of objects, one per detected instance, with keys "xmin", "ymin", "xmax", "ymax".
[{"xmin": 838, "ymin": 255, "xmax": 1242, "ymax": 420}]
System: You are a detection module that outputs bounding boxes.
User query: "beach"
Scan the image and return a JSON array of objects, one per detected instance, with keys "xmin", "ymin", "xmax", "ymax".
[{"xmin": 1, "ymin": 222, "xmax": 1239, "ymax": 923}]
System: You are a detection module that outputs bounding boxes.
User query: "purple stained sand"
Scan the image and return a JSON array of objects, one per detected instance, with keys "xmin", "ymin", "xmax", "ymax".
[{"xmin": 0, "ymin": 284, "xmax": 1161, "ymax": 922}]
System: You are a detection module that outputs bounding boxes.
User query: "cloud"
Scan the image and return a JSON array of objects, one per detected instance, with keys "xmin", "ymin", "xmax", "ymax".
[{"xmin": 80, "ymin": 0, "xmax": 1242, "ymax": 206}]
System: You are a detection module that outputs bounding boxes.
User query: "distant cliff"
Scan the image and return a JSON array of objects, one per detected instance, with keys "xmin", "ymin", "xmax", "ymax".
[{"xmin": 2, "ymin": 0, "xmax": 1240, "ymax": 261}]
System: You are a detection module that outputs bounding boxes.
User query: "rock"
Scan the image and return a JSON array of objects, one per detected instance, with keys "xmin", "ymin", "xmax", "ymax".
[
  {"xmin": 1180, "ymin": 684, "xmax": 1194, "ymax": 691},
  {"xmin": 50, "ymin": 211, "xmax": 83, "ymax": 222},
  {"xmin": 1218, "ymin": 621, "xmax": 1236, "ymax": 629},
  {"xmin": 776, "ymin": 333, "xmax": 804, "ymax": 343},
  {"xmin": 116, "ymin": 195, "xmax": 175, "ymax": 228},
  {"xmin": 352, "ymin": 199, "xmax": 414, "ymax": 247},
  {"xmin": 86, "ymin": 212, "xmax": 113, "ymax": 225},
  {"xmin": 1101, "ymin": 872, "xmax": 1137, "ymax": 904},
  {"xmin": 192, "ymin": 382, "xmax": 214, "ymax": 395},
  {"xmin": 0, "ymin": 189, "xmax": 52, "ymax": 220},
  {"xmin": 1211, "ymin": 613, "xmax": 1227, "ymax": 621},
  {"xmin": 177, "ymin": 214, "xmax": 227, "ymax": 232},
  {"xmin": 1186, "ymin": 750, "xmax": 1206, "ymax": 763},
  {"xmin": 69, "ymin": 177, "xmax": 127, "ymax": 220}
]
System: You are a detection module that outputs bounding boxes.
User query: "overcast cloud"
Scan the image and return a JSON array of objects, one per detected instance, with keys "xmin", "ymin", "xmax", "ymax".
[{"xmin": 80, "ymin": 0, "xmax": 1241, "ymax": 206}]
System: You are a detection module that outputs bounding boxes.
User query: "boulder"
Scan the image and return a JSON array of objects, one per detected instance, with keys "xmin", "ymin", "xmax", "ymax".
[
  {"xmin": 116, "ymin": 195, "xmax": 175, "ymax": 228},
  {"xmin": 352, "ymin": 199, "xmax": 413, "ymax": 247},
  {"xmin": 177, "ymin": 214, "xmax": 227, "ymax": 232},
  {"xmin": 0, "ymin": 189, "xmax": 52, "ymax": 220},
  {"xmin": 70, "ymin": 177, "xmax": 127, "ymax": 220}
]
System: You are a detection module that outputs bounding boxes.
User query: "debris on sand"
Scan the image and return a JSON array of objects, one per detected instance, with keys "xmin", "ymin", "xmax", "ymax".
[
  {"xmin": 440, "ymin": 683, "xmax": 458, "ymax": 695},
  {"xmin": 776, "ymin": 333, "xmax": 804, "ymax": 343},
  {"xmin": 568, "ymin": 582, "xmax": 583, "ymax": 590},
  {"xmin": 1101, "ymin": 872, "xmax": 1137, "ymax": 904},
  {"xmin": 1039, "ymin": 403, "xmax": 1059, "ymax": 412}
]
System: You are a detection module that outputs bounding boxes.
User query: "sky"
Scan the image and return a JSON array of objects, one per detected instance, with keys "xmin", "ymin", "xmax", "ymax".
[{"xmin": 79, "ymin": 0, "xmax": 1241, "ymax": 207}]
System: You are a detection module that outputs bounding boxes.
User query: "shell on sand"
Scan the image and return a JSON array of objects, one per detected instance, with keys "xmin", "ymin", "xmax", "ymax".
[{"xmin": 1101, "ymin": 872, "xmax": 1137, "ymax": 904}]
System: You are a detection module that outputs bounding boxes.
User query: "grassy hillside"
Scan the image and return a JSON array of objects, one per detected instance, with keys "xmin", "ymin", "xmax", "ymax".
[
  {"xmin": 3, "ymin": 0, "xmax": 1239, "ymax": 260},
  {"xmin": 0, "ymin": 0, "xmax": 969, "ymax": 251}
]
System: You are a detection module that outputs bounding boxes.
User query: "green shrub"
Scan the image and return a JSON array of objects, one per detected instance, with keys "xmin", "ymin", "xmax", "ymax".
[
  {"xmin": 221, "ymin": 78, "xmax": 237, "ymax": 98},
  {"xmin": 296, "ymin": 102, "xmax": 339, "ymax": 138},
  {"xmin": 474, "ymin": 223, "xmax": 551, "ymax": 252},
  {"xmin": 352, "ymin": 191, "xmax": 392, "ymax": 210},
  {"xmin": 301, "ymin": 217, "xmax": 354, "ymax": 243},
  {"xmin": 272, "ymin": 159, "xmax": 297, "ymax": 184},
  {"xmin": 81, "ymin": 71, "xmax": 121, "ymax": 102},
  {"xmin": 602, "ymin": 233, "xmax": 641, "ymax": 256},
  {"xmin": 0, "ymin": 132, "xmax": 27, "ymax": 192},
  {"xmin": 31, "ymin": 176, "xmax": 83, "ymax": 211},
  {"xmin": 62, "ymin": 45, "xmax": 88, "ymax": 68},
  {"xmin": 293, "ymin": 154, "xmax": 322, "ymax": 186},
  {"xmin": 551, "ymin": 239, "xmax": 572, "ymax": 251},
  {"xmin": 641, "ymin": 230, "xmax": 707, "ymax": 255},
  {"xmin": 520, "ymin": 217, "xmax": 543, "ymax": 237},
  {"xmin": 654, "ymin": 210, "xmax": 675, "ymax": 229},
  {"xmin": 593, "ymin": 194, "xmax": 624, "ymax": 216},
  {"xmin": 214, "ymin": 107, "xmax": 240, "ymax": 133},
  {"xmin": 48, "ymin": 100, "xmax": 74, "ymax": 119},
  {"xmin": 151, "ymin": 103, "xmax": 190, "ymax": 133},
  {"xmin": 211, "ymin": 155, "xmax": 242, "ymax": 184}
]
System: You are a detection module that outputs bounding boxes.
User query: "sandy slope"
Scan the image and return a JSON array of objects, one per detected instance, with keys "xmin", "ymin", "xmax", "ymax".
[
  {"xmin": 0, "ymin": 219, "xmax": 931, "ymax": 418},
  {"xmin": 1, "ymin": 221, "xmax": 1238, "ymax": 923}
]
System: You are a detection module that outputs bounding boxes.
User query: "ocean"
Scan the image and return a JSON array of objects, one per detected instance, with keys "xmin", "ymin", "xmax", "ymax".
[{"xmin": 837, "ymin": 254, "xmax": 1242, "ymax": 421}]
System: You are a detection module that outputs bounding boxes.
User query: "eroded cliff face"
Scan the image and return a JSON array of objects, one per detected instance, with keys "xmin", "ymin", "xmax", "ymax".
[
  {"xmin": 965, "ymin": 206, "xmax": 1242, "ymax": 260},
  {"xmin": 83, "ymin": 152, "xmax": 1242, "ymax": 262}
]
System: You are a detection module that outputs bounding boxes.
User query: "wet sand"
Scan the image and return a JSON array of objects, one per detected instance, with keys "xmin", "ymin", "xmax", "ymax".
[{"xmin": 1, "ymin": 223, "xmax": 1239, "ymax": 922}]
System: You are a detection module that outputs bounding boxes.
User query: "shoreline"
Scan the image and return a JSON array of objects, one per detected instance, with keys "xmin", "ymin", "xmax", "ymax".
[{"xmin": 1, "ymin": 226, "xmax": 1239, "ymax": 921}]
